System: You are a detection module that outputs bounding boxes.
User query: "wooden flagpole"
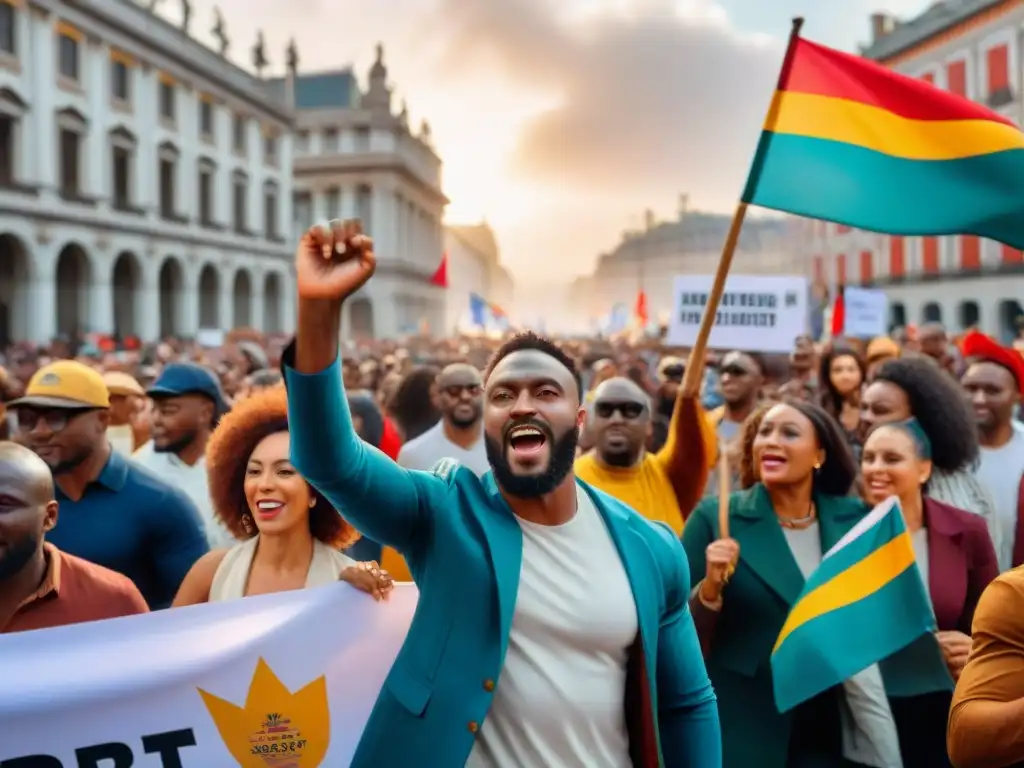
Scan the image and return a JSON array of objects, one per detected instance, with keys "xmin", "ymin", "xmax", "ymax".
[{"xmin": 678, "ymin": 16, "xmax": 806, "ymax": 539}]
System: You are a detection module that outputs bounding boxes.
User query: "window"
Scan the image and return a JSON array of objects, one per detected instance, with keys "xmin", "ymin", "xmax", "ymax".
[
  {"xmin": 323, "ymin": 128, "xmax": 338, "ymax": 153},
  {"xmin": 112, "ymin": 145, "xmax": 131, "ymax": 209},
  {"xmin": 198, "ymin": 162, "xmax": 214, "ymax": 225},
  {"xmin": 263, "ymin": 182, "xmax": 278, "ymax": 239},
  {"xmin": 354, "ymin": 127, "xmax": 370, "ymax": 152},
  {"xmin": 264, "ymin": 133, "xmax": 277, "ymax": 165},
  {"xmin": 199, "ymin": 100, "xmax": 213, "ymax": 138},
  {"xmin": 946, "ymin": 59, "xmax": 967, "ymax": 98},
  {"xmin": 0, "ymin": 115, "xmax": 13, "ymax": 184},
  {"xmin": 59, "ymin": 128, "xmax": 80, "ymax": 197},
  {"xmin": 325, "ymin": 187, "xmax": 340, "ymax": 219},
  {"xmin": 0, "ymin": 4, "xmax": 16, "ymax": 56},
  {"xmin": 159, "ymin": 157, "xmax": 176, "ymax": 218},
  {"xmin": 58, "ymin": 34, "xmax": 79, "ymax": 81},
  {"xmin": 232, "ymin": 172, "xmax": 247, "ymax": 233},
  {"xmin": 111, "ymin": 60, "xmax": 130, "ymax": 102},
  {"xmin": 159, "ymin": 80, "xmax": 175, "ymax": 121},
  {"xmin": 232, "ymin": 114, "xmax": 246, "ymax": 153},
  {"xmin": 295, "ymin": 130, "xmax": 309, "ymax": 153}
]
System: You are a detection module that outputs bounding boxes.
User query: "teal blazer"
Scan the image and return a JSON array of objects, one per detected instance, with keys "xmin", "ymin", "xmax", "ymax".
[
  {"xmin": 682, "ymin": 485, "xmax": 868, "ymax": 768},
  {"xmin": 284, "ymin": 351, "xmax": 721, "ymax": 768}
]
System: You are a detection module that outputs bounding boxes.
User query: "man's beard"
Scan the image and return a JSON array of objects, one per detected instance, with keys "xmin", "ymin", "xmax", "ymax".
[
  {"xmin": 154, "ymin": 430, "xmax": 198, "ymax": 455},
  {"xmin": 485, "ymin": 423, "xmax": 579, "ymax": 499},
  {"xmin": 0, "ymin": 534, "xmax": 38, "ymax": 581},
  {"xmin": 44, "ymin": 445, "xmax": 91, "ymax": 476},
  {"xmin": 600, "ymin": 443, "xmax": 641, "ymax": 468},
  {"xmin": 448, "ymin": 405, "xmax": 482, "ymax": 430}
]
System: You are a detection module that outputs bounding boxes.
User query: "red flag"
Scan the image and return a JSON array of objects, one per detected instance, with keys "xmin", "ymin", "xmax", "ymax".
[
  {"xmin": 429, "ymin": 253, "xmax": 448, "ymax": 288},
  {"xmin": 634, "ymin": 290, "xmax": 649, "ymax": 326},
  {"xmin": 830, "ymin": 286, "xmax": 845, "ymax": 337}
]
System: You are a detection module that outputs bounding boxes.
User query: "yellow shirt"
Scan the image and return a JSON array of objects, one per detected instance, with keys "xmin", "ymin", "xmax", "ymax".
[{"xmin": 575, "ymin": 453, "xmax": 684, "ymax": 534}]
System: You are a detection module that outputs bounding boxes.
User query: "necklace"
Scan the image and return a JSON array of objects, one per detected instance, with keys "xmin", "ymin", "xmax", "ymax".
[{"xmin": 777, "ymin": 504, "xmax": 817, "ymax": 530}]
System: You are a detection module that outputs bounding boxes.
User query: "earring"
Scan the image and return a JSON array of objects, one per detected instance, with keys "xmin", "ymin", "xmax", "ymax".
[
  {"xmin": 308, "ymin": 498, "xmax": 317, "ymax": 509},
  {"xmin": 813, "ymin": 462, "xmax": 822, "ymax": 470},
  {"xmin": 241, "ymin": 513, "xmax": 254, "ymax": 535}
]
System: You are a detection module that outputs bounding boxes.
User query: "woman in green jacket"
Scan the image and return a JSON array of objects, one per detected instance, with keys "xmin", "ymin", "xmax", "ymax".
[{"xmin": 683, "ymin": 400, "xmax": 890, "ymax": 768}]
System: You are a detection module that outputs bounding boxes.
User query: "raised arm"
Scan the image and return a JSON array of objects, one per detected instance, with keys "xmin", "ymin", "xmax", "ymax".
[
  {"xmin": 654, "ymin": 524, "xmax": 722, "ymax": 767},
  {"xmin": 655, "ymin": 394, "xmax": 715, "ymax": 519},
  {"xmin": 948, "ymin": 571, "xmax": 1024, "ymax": 768},
  {"xmin": 287, "ymin": 222, "xmax": 446, "ymax": 554}
]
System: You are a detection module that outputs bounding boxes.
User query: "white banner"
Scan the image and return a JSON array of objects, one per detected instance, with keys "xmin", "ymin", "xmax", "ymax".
[
  {"xmin": 842, "ymin": 286, "xmax": 889, "ymax": 338},
  {"xmin": 0, "ymin": 584, "xmax": 418, "ymax": 766},
  {"xmin": 666, "ymin": 274, "xmax": 808, "ymax": 353}
]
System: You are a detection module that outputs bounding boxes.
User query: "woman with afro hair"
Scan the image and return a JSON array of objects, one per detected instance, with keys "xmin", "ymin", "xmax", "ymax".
[
  {"xmin": 172, "ymin": 387, "xmax": 394, "ymax": 605},
  {"xmin": 860, "ymin": 353, "xmax": 999, "ymax": 554}
]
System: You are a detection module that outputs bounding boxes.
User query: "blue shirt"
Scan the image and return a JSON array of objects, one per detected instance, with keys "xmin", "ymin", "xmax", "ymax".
[{"xmin": 48, "ymin": 449, "xmax": 209, "ymax": 609}]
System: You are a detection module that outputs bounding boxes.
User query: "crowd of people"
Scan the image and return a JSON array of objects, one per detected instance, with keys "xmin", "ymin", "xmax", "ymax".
[{"xmin": 2, "ymin": 223, "xmax": 1024, "ymax": 766}]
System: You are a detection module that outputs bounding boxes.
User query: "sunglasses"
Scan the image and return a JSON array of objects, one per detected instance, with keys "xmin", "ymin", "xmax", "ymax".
[
  {"xmin": 443, "ymin": 384, "xmax": 482, "ymax": 398},
  {"xmin": 661, "ymin": 365, "xmax": 685, "ymax": 380},
  {"xmin": 720, "ymin": 365, "xmax": 753, "ymax": 377},
  {"xmin": 594, "ymin": 401, "xmax": 645, "ymax": 420},
  {"xmin": 14, "ymin": 408, "xmax": 94, "ymax": 434}
]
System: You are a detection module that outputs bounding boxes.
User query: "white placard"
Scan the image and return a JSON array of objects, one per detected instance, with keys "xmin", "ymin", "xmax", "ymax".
[
  {"xmin": 842, "ymin": 286, "xmax": 889, "ymax": 338},
  {"xmin": 0, "ymin": 583, "xmax": 417, "ymax": 766},
  {"xmin": 666, "ymin": 274, "xmax": 808, "ymax": 352}
]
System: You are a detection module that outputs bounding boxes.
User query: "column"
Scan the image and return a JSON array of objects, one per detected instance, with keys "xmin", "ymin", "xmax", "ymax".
[
  {"xmin": 85, "ymin": 39, "xmax": 107, "ymax": 202},
  {"xmin": 280, "ymin": 272, "xmax": 296, "ymax": 334},
  {"xmin": 339, "ymin": 185, "xmax": 355, "ymax": 218},
  {"xmin": 88, "ymin": 266, "xmax": 114, "ymax": 334},
  {"xmin": 394, "ymin": 193, "xmax": 405, "ymax": 262},
  {"xmin": 371, "ymin": 185, "xmax": 392, "ymax": 259},
  {"xmin": 246, "ymin": 121, "xmax": 261, "ymax": 230},
  {"xmin": 311, "ymin": 189, "xmax": 326, "ymax": 224},
  {"xmin": 178, "ymin": 91, "xmax": 197, "ymax": 221},
  {"xmin": 278, "ymin": 132, "xmax": 293, "ymax": 243},
  {"xmin": 137, "ymin": 263, "xmax": 160, "ymax": 342},
  {"xmin": 30, "ymin": 9, "xmax": 57, "ymax": 195},
  {"xmin": 29, "ymin": 255, "xmax": 57, "ymax": 344},
  {"xmin": 218, "ymin": 269, "xmax": 233, "ymax": 330},
  {"xmin": 180, "ymin": 270, "xmax": 199, "ymax": 337},
  {"xmin": 250, "ymin": 269, "xmax": 265, "ymax": 333},
  {"xmin": 136, "ymin": 66, "xmax": 158, "ymax": 219}
]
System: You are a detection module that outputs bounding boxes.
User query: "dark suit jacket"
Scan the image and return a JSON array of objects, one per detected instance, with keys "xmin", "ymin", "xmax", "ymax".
[{"xmin": 923, "ymin": 497, "xmax": 998, "ymax": 635}]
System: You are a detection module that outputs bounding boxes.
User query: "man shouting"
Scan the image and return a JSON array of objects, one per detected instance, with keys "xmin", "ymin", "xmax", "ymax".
[{"xmin": 282, "ymin": 221, "xmax": 721, "ymax": 768}]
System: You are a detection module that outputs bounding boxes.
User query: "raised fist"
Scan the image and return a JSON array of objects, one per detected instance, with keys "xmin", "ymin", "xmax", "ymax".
[{"xmin": 295, "ymin": 219, "xmax": 376, "ymax": 302}]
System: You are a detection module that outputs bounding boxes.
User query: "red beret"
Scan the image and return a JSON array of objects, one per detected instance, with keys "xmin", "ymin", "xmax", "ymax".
[{"xmin": 961, "ymin": 330, "xmax": 1024, "ymax": 395}]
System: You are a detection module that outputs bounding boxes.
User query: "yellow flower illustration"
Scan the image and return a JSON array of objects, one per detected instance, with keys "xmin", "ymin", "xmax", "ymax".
[{"xmin": 198, "ymin": 658, "xmax": 330, "ymax": 767}]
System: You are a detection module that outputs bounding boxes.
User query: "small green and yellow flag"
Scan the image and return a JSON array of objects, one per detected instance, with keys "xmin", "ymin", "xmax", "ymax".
[{"xmin": 771, "ymin": 496, "xmax": 953, "ymax": 713}]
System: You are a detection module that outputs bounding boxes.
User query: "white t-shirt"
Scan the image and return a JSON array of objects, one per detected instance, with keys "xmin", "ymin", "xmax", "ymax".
[
  {"xmin": 132, "ymin": 443, "xmax": 235, "ymax": 548},
  {"xmin": 466, "ymin": 485, "xmax": 637, "ymax": 768},
  {"xmin": 976, "ymin": 429, "xmax": 1024, "ymax": 571},
  {"xmin": 397, "ymin": 420, "xmax": 490, "ymax": 477}
]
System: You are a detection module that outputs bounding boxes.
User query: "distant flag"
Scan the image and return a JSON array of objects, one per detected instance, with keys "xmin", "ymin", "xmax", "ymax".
[
  {"xmin": 469, "ymin": 293, "xmax": 488, "ymax": 328},
  {"xmin": 771, "ymin": 496, "xmax": 952, "ymax": 713},
  {"xmin": 634, "ymin": 290, "xmax": 649, "ymax": 328},
  {"xmin": 429, "ymin": 253, "xmax": 449, "ymax": 288},
  {"xmin": 489, "ymin": 302, "xmax": 507, "ymax": 319},
  {"xmin": 604, "ymin": 303, "xmax": 629, "ymax": 335},
  {"xmin": 830, "ymin": 285, "xmax": 845, "ymax": 338}
]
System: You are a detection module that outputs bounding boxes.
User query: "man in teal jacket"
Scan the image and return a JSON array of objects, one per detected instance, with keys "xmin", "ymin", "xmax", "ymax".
[{"xmin": 284, "ymin": 221, "xmax": 721, "ymax": 767}]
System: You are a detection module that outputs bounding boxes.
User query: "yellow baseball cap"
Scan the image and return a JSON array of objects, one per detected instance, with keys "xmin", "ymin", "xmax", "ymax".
[{"xmin": 9, "ymin": 360, "xmax": 110, "ymax": 409}]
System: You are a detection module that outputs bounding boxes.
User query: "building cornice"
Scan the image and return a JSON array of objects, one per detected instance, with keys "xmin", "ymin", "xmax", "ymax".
[
  {"xmin": 39, "ymin": 0, "xmax": 294, "ymax": 125},
  {"xmin": 294, "ymin": 154, "xmax": 449, "ymax": 205}
]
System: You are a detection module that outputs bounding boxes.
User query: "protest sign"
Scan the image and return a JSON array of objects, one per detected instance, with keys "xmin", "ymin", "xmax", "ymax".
[
  {"xmin": 842, "ymin": 286, "xmax": 889, "ymax": 338},
  {"xmin": 667, "ymin": 274, "xmax": 808, "ymax": 352},
  {"xmin": 0, "ymin": 584, "xmax": 417, "ymax": 766}
]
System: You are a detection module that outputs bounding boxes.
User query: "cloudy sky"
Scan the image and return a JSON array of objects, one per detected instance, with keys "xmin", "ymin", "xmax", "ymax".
[{"xmin": 166, "ymin": 0, "xmax": 931, "ymax": 284}]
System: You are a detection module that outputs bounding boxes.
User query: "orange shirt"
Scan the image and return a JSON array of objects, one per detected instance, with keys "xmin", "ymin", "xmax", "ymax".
[{"xmin": 3, "ymin": 543, "xmax": 149, "ymax": 634}]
